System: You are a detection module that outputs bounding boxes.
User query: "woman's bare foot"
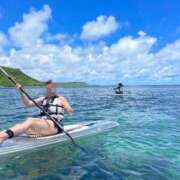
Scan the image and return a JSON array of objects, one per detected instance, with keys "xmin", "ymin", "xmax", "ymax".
[{"xmin": 0, "ymin": 132, "xmax": 9, "ymax": 142}]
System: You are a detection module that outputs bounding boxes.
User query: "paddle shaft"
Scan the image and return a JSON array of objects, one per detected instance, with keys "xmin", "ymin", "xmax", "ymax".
[{"xmin": 0, "ymin": 67, "xmax": 78, "ymax": 146}]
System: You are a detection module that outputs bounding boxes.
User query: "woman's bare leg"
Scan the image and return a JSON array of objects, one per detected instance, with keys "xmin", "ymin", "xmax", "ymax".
[{"xmin": 0, "ymin": 117, "xmax": 57, "ymax": 142}]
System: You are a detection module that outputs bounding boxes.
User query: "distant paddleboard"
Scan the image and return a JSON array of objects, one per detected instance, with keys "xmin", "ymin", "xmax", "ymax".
[{"xmin": 113, "ymin": 92, "xmax": 132, "ymax": 96}]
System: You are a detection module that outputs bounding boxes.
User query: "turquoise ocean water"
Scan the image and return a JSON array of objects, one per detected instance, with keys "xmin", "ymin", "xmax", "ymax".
[{"xmin": 0, "ymin": 86, "xmax": 179, "ymax": 179}]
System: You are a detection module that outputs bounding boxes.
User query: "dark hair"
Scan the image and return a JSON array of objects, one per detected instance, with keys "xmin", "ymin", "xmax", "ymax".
[
  {"xmin": 118, "ymin": 83, "xmax": 123, "ymax": 87},
  {"xmin": 45, "ymin": 80, "xmax": 53, "ymax": 85}
]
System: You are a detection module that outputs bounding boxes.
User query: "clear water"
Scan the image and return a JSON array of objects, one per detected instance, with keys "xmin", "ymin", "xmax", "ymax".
[{"xmin": 0, "ymin": 86, "xmax": 179, "ymax": 180}]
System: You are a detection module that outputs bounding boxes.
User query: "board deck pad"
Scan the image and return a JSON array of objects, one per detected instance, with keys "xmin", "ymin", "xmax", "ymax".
[{"xmin": 0, "ymin": 120, "xmax": 119, "ymax": 156}]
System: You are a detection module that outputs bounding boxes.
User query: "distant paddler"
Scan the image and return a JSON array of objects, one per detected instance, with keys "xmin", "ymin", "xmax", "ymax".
[{"xmin": 114, "ymin": 83, "xmax": 124, "ymax": 94}]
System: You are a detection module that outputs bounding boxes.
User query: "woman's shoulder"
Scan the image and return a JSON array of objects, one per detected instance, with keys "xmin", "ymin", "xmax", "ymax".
[
  {"xmin": 58, "ymin": 95, "xmax": 65, "ymax": 100},
  {"xmin": 58, "ymin": 95, "xmax": 68, "ymax": 102}
]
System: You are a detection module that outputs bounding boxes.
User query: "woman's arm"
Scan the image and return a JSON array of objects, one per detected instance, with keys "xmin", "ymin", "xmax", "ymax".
[
  {"xmin": 60, "ymin": 96, "xmax": 74, "ymax": 113},
  {"xmin": 16, "ymin": 83, "xmax": 43, "ymax": 107}
]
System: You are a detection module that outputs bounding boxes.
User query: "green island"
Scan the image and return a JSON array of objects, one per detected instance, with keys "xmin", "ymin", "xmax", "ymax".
[
  {"xmin": 0, "ymin": 66, "xmax": 44, "ymax": 87},
  {"xmin": 56, "ymin": 82, "xmax": 89, "ymax": 87},
  {"xmin": 0, "ymin": 66, "xmax": 89, "ymax": 87}
]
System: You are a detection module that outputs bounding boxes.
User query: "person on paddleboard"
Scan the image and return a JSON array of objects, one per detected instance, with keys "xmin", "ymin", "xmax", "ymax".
[
  {"xmin": 0, "ymin": 80, "xmax": 74, "ymax": 142},
  {"xmin": 114, "ymin": 83, "xmax": 124, "ymax": 94}
]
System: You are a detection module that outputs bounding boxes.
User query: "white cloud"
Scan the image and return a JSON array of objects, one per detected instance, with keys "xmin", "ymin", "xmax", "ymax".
[
  {"xmin": 138, "ymin": 30, "xmax": 146, "ymax": 37},
  {"xmin": 152, "ymin": 40, "xmax": 180, "ymax": 79},
  {"xmin": 81, "ymin": 15, "xmax": 119, "ymax": 40},
  {"xmin": 8, "ymin": 5, "xmax": 51, "ymax": 48},
  {"xmin": 47, "ymin": 33, "xmax": 69, "ymax": 41},
  {"xmin": 46, "ymin": 33, "xmax": 74, "ymax": 45}
]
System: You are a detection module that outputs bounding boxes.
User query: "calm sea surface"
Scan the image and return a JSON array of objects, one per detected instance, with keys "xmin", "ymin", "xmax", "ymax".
[{"xmin": 0, "ymin": 86, "xmax": 179, "ymax": 180}]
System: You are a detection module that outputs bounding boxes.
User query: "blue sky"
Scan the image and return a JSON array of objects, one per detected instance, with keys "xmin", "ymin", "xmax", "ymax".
[{"xmin": 0, "ymin": 0, "xmax": 180, "ymax": 85}]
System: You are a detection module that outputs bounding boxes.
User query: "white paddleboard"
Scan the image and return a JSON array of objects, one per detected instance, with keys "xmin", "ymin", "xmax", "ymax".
[{"xmin": 0, "ymin": 120, "xmax": 119, "ymax": 156}]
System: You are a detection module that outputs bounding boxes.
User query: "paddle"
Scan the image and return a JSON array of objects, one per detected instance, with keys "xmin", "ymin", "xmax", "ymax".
[{"xmin": 0, "ymin": 66, "xmax": 86, "ymax": 152}]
